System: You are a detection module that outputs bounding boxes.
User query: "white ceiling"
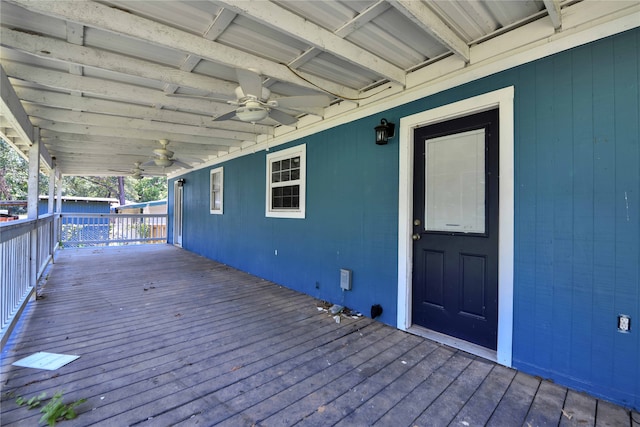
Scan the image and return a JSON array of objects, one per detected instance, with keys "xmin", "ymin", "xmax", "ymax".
[{"xmin": 0, "ymin": 0, "xmax": 638, "ymax": 178}]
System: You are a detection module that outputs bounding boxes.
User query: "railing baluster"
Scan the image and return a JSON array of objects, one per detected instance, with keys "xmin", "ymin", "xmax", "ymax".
[
  {"xmin": 56, "ymin": 213, "xmax": 167, "ymax": 247},
  {"xmin": 1, "ymin": 214, "xmax": 57, "ymax": 347}
]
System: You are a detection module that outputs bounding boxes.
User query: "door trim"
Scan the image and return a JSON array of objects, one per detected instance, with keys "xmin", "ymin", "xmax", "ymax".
[
  {"xmin": 397, "ymin": 87, "xmax": 514, "ymax": 367},
  {"xmin": 173, "ymin": 181, "xmax": 183, "ymax": 248}
]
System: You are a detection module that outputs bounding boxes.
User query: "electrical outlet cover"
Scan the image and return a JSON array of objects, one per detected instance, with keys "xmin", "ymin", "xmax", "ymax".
[{"xmin": 618, "ymin": 315, "xmax": 631, "ymax": 332}]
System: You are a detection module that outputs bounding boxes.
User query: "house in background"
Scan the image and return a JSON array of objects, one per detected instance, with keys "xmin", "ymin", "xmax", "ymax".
[
  {"xmin": 116, "ymin": 199, "xmax": 168, "ymax": 242},
  {"xmin": 38, "ymin": 196, "xmax": 117, "ymax": 215},
  {"xmin": 115, "ymin": 199, "xmax": 167, "ymax": 215},
  {"xmin": 167, "ymin": 27, "xmax": 639, "ymax": 410}
]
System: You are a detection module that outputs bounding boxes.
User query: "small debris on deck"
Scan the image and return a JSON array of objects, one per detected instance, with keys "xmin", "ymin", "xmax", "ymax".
[{"xmin": 315, "ymin": 300, "xmax": 362, "ymax": 323}]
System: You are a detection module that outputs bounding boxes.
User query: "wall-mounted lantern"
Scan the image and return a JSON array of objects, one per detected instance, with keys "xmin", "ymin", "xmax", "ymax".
[
  {"xmin": 375, "ymin": 118, "xmax": 395, "ymax": 145},
  {"xmin": 176, "ymin": 178, "xmax": 185, "ymax": 187}
]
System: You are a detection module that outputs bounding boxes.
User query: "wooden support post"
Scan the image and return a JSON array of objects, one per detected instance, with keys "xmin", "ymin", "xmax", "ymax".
[{"xmin": 28, "ymin": 128, "xmax": 40, "ymax": 296}]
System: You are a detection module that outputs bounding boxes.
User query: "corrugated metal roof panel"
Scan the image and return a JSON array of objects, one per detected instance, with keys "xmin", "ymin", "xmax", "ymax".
[
  {"xmin": 83, "ymin": 27, "xmax": 186, "ymax": 67},
  {"xmin": 1, "ymin": 0, "xmax": 630, "ymax": 176}
]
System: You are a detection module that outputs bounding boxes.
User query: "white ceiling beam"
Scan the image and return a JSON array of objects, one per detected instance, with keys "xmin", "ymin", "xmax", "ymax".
[
  {"xmin": 543, "ymin": 0, "xmax": 562, "ymax": 30},
  {"xmin": 2, "ymin": 61, "xmax": 232, "ymax": 116},
  {"xmin": 9, "ymin": 0, "xmax": 360, "ymax": 99},
  {"xmin": 388, "ymin": 0, "xmax": 470, "ymax": 63},
  {"xmin": 31, "ymin": 118, "xmax": 245, "ymax": 147},
  {"xmin": 43, "ymin": 152, "xmax": 213, "ymax": 165},
  {"xmin": 65, "ymin": 21, "xmax": 84, "ymax": 98},
  {"xmin": 24, "ymin": 105, "xmax": 256, "ymax": 142},
  {"xmin": 217, "ymin": 0, "xmax": 405, "ymax": 85},
  {"xmin": 41, "ymin": 131, "xmax": 230, "ymax": 151},
  {"xmin": 0, "ymin": 28, "xmax": 239, "ymax": 100},
  {"xmin": 42, "ymin": 137, "xmax": 227, "ymax": 157},
  {"xmin": 0, "ymin": 64, "xmax": 34, "ymax": 144},
  {"xmin": 15, "ymin": 87, "xmax": 273, "ymax": 135}
]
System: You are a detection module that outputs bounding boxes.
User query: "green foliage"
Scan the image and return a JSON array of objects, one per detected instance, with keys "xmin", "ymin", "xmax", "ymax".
[
  {"xmin": 130, "ymin": 176, "xmax": 167, "ymax": 202},
  {"xmin": 1, "ymin": 139, "xmax": 166, "ymax": 205},
  {"xmin": 15, "ymin": 391, "xmax": 47, "ymax": 409},
  {"xmin": 0, "ymin": 139, "xmax": 29, "ymax": 200},
  {"xmin": 62, "ymin": 176, "xmax": 120, "ymax": 200},
  {"xmin": 39, "ymin": 391, "xmax": 86, "ymax": 426},
  {"xmin": 16, "ymin": 391, "xmax": 86, "ymax": 426}
]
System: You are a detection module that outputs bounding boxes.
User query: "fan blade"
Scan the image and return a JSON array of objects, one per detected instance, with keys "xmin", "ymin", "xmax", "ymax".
[
  {"xmin": 172, "ymin": 159, "xmax": 194, "ymax": 169},
  {"xmin": 274, "ymin": 95, "xmax": 331, "ymax": 109},
  {"xmin": 236, "ymin": 68, "xmax": 262, "ymax": 98},
  {"xmin": 269, "ymin": 109, "xmax": 298, "ymax": 126},
  {"xmin": 141, "ymin": 160, "xmax": 156, "ymax": 167},
  {"xmin": 213, "ymin": 110, "xmax": 238, "ymax": 122},
  {"xmin": 178, "ymin": 155, "xmax": 204, "ymax": 163},
  {"xmin": 165, "ymin": 93, "xmax": 233, "ymax": 103}
]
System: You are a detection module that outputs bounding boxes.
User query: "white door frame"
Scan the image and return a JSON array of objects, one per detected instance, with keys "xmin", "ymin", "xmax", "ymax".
[
  {"xmin": 173, "ymin": 181, "xmax": 183, "ymax": 247},
  {"xmin": 397, "ymin": 87, "xmax": 514, "ymax": 367}
]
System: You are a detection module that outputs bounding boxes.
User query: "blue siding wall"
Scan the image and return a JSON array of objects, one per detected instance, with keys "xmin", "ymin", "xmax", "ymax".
[
  {"xmin": 172, "ymin": 122, "xmax": 400, "ymax": 322},
  {"xmin": 170, "ymin": 28, "xmax": 639, "ymax": 410}
]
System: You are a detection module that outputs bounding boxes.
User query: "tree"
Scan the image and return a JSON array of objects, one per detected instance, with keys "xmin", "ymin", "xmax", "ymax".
[
  {"xmin": 1, "ymin": 139, "xmax": 167, "ymax": 205},
  {"xmin": 0, "ymin": 139, "xmax": 29, "ymax": 200}
]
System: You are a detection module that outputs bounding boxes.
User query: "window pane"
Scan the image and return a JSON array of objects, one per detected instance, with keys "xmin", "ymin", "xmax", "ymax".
[
  {"xmin": 425, "ymin": 129, "xmax": 485, "ymax": 233},
  {"xmin": 210, "ymin": 168, "xmax": 223, "ymax": 214},
  {"xmin": 266, "ymin": 145, "xmax": 305, "ymax": 218},
  {"xmin": 272, "ymin": 185, "xmax": 299, "ymax": 210}
]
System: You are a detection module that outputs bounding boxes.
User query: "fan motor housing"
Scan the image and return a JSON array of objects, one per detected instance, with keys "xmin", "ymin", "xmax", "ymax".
[{"xmin": 236, "ymin": 101, "xmax": 268, "ymax": 122}]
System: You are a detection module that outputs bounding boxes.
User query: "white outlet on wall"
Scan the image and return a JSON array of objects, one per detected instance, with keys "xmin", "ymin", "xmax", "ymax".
[{"xmin": 618, "ymin": 315, "xmax": 631, "ymax": 333}]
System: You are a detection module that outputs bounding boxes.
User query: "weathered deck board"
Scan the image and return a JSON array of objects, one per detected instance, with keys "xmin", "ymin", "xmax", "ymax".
[{"xmin": 0, "ymin": 245, "xmax": 635, "ymax": 426}]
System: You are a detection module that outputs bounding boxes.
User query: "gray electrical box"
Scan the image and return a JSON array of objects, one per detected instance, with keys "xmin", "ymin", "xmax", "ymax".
[{"xmin": 340, "ymin": 268, "xmax": 352, "ymax": 291}]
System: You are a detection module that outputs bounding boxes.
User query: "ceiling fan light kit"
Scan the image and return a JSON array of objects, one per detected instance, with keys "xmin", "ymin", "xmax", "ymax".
[
  {"xmin": 153, "ymin": 158, "xmax": 174, "ymax": 167},
  {"xmin": 236, "ymin": 101, "xmax": 269, "ymax": 122}
]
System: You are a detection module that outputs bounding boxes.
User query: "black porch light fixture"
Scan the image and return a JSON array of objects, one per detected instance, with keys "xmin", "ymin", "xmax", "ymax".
[
  {"xmin": 176, "ymin": 178, "xmax": 185, "ymax": 187},
  {"xmin": 375, "ymin": 118, "xmax": 395, "ymax": 145}
]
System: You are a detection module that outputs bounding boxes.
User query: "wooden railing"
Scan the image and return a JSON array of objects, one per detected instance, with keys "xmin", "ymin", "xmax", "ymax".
[
  {"xmin": 59, "ymin": 213, "xmax": 167, "ymax": 247},
  {"xmin": 0, "ymin": 214, "xmax": 56, "ymax": 347}
]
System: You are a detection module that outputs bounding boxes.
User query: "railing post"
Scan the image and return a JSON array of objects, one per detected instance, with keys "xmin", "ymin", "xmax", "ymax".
[{"xmin": 27, "ymin": 131, "xmax": 40, "ymax": 297}]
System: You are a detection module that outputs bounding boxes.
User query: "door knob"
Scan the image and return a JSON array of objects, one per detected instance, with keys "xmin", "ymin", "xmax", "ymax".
[{"xmin": 412, "ymin": 233, "xmax": 421, "ymax": 241}]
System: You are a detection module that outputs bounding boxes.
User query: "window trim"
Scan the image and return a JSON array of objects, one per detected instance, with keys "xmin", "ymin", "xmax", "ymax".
[
  {"xmin": 209, "ymin": 166, "xmax": 223, "ymax": 215},
  {"xmin": 265, "ymin": 144, "xmax": 306, "ymax": 219}
]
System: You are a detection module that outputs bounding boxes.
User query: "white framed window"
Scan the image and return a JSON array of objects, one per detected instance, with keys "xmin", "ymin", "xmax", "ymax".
[
  {"xmin": 210, "ymin": 167, "xmax": 223, "ymax": 214},
  {"xmin": 266, "ymin": 144, "xmax": 306, "ymax": 219}
]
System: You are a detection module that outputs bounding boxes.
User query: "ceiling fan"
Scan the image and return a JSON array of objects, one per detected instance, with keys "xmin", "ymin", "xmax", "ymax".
[
  {"xmin": 142, "ymin": 139, "xmax": 195, "ymax": 169},
  {"xmin": 109, "ymin": 162, "xmax": 164, "ymax": 180},
  {"xmin": 172, "ymin": 68, "xmax": 331, "ymax": 125}
]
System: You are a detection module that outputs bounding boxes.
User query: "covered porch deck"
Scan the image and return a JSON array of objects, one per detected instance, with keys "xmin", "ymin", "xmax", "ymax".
[{"xmin": 1, "ymin": 245, "xmax": 636, "ymax": 426}]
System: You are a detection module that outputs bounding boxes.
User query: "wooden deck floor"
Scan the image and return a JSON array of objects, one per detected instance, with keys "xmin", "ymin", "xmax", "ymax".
[{"xmin": 1, "ymin": 245, "xmax": 637, "ymax": 427}]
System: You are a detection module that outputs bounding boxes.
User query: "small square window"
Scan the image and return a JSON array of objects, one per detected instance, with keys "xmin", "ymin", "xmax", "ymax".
[
  {"xmin": 210, "ymin": 167, "xmax": 223, "ymax": 215},
  {"xmin": 266, "ymin": 145, "xmax": 305, "ymax": 219}
]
